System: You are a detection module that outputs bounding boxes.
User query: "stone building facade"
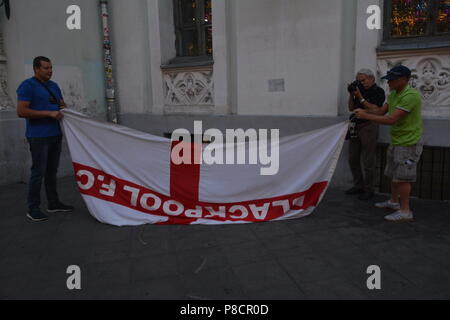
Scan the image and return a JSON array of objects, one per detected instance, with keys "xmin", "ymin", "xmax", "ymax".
[{"xmin": 1, "ymin": 0, "xmax": 449, "ymax": 197}]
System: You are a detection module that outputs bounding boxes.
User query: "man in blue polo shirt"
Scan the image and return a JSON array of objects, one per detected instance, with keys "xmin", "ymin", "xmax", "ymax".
[{"xmin": 17, "ymin": 56, "xmax": 74, "ymax": 222}]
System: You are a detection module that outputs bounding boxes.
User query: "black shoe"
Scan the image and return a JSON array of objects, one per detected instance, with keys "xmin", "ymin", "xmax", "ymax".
[
  {"xmin": 358, "ymin": 192, "xmax": 374, "ymax": 201},
  {"xmin": 47, "ymin": 202, "xmax": 74, "ymax": 213},
  {"xmin": 345, "ymin": 187, "xmax": 364, "ymax": 195},
  {"xmin": 27, "ymin": 210, "xmax": 49, "ymax": 222}
]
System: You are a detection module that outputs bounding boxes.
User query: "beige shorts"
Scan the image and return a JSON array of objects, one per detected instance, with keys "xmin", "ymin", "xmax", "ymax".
[{"xmin": 384, "ymin": 144, "xmax": 423, "ymax": 183}]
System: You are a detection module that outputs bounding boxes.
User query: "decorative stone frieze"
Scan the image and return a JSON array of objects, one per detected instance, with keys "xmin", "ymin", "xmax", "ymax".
[
  {"xmin": 162, "ymin": 65, "xmax": 214, "ymax": 114},
  {"xmin": 0, "ymin": 30, "xmax": 14, "ymax": 111},
  {"xmin": 377, "ymin": 48, "xmax": 450, "ymax": 117}
]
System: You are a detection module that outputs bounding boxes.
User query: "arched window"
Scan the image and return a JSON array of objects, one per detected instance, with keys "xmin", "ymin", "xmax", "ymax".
[
  {"xmin": 173, "ymin": 0, "xmax": 213, "ymax": 59},
  {"xmin": 383, "ymin": 0, "xmax": 449, "ymax": 44}
]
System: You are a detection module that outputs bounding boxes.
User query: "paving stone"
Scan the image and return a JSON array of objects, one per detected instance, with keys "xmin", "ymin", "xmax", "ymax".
[
  {"xmin": 181, "ymin": 267, "xmax": 246, "ymax": 300},
  {"xmin": 222, "ymin": 241, "xmax": 272, "ymax": 267},
  {"xmin": 175, "ymin": 246, "xmax": 229, "ymax": 275},
  {"xmin": 232, "ymin": 260, "xmax": 300, "ymax": 294},
  {"xmin": 299, "ymin": 276, "xmax": 368, "ymax": 300},
  {"xmin": 85, "ymin": 259, "xmax": 132, "ymax": 287},
  {"xmin": 131, "ymin": 254, "xmax": 179, "ymax": 282},
  {"xmin": 1, "ymin": 177, "xmax": 450, "ymax": 299},
  {"xmin": 276, "ymin": 251, "xmax": 343, "ymax": 285}
]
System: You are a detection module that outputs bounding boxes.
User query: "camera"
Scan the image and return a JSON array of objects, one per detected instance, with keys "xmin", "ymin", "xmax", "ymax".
[
  {"xmin": 348, "ymin": 113, "xmax": 358, "ymax": 139},
  {"xmin": 347, "ymin": 80, "xmax": 364, "ymax": 93}
]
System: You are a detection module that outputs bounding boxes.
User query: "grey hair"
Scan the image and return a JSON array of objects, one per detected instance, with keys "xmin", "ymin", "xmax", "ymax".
[{"xmin": 356, "ymin": 68, "xmax": 375, "ymax": 80}]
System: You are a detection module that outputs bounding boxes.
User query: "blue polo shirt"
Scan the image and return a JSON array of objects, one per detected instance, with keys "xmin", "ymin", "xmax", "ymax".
[{"xmin": 17, "ymin": 78, "xmax": 63, "ymax": 138}]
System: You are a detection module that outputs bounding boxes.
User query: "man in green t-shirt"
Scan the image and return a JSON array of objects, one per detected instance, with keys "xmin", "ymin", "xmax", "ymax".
[{"xmin": 354, "ymin": 65, "xmax": 423, "ymax": 222}]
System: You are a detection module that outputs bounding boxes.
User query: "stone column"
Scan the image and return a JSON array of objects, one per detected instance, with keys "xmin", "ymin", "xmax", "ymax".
[{"xmin": 0, "ymin": 30, "xmax": 14, "ymax": 111}]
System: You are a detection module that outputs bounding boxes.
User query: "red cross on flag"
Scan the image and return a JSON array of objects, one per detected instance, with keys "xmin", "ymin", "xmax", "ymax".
[{"xmin": 61, "ymin": 109, "xmax": 347, "ymax": 226}]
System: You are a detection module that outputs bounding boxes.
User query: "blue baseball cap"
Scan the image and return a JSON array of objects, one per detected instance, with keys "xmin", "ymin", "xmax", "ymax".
[{"xmin": 381, "ymin": 65, "xmax": 412, "ymax": 81}]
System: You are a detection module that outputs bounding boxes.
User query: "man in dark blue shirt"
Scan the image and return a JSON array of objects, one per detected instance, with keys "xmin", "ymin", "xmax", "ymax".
[{"xmin": 17, "ymin": 56, "xmax": 74, "ymax": 222}]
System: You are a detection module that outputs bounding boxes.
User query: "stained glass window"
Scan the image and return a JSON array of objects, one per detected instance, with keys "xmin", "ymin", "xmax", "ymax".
[
  {"xmin": 390, "ymin": 0, "xmax": 430, "ymax": 37},
  {"xmin": 174, "ymin": 0, "xmax": 213, "ymax": 58},
  {"xmin": 436, "ymin": 0, "xmax": 450, "ymax": 33},
  {"xmin": 205, "ymin": 0, "xmax": 213, "ymax": 55},
  {"xmin": 386, "ymin": 0, "xmax": 450, "ymax": 40}
]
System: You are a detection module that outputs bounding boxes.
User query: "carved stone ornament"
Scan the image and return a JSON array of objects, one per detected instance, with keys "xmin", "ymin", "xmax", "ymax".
[
  {"xmin": 377, "ymin": 49, "xmax": 450, "ymax": 117},
  {"xmin": 163, "ymin": 68, "xmax": 214, "ymax": 107},
  {"xmin": 0, "ymin": 30, "xmax": 14, "ymax": 111}
]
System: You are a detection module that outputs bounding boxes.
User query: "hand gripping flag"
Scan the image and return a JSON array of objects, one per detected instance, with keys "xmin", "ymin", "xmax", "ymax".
[{"xmin": 61, "ymin": 109, "xmax": 347, "ymax": 226}]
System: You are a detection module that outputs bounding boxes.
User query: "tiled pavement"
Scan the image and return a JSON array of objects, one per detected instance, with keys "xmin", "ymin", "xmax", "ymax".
[{"xmin": 1, "ymin": 176, "xmax": 449, "ymax": 300}]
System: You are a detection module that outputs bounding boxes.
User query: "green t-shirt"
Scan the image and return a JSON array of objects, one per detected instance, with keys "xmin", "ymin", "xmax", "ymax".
[{"xmin": 387, "ymin": 85, "xmax": 423, "ymax": 146}]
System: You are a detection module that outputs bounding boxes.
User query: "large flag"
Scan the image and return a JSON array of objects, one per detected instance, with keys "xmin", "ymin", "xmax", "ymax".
[{"xmin": 61, "ymin": 109, "xmax": 347, "ymax": 226}]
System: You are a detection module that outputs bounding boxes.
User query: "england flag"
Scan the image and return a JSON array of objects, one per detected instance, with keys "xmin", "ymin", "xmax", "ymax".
[{"xmin": 61, "ymin": 109, "xmax": 347, "ymax": 226}]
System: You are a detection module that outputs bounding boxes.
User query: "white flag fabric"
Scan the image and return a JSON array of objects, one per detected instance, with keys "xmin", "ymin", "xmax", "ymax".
[{"xmin": 61, "ymin": 109, "xmax": 347, "ymax": 226}]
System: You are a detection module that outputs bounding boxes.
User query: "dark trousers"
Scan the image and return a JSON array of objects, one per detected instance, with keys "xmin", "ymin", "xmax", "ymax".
[
  {"xmin": 349, "ymin": 122, "xmax": 378, "ymax": 193},
  {"xmin": 27, "ymin": 136, "xmax": 62, "ymax": 211}
]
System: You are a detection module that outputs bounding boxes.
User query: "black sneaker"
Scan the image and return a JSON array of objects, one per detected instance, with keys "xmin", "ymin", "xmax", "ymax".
[
  {"xmin": 344, "ymin": 187, "xmax": 364, "ymax": 195},
  {"xmin": 27, "ymin": 210, "xmax": 49, "ymax": 222},
  {"xmin": 47, "ymin": 202, "xmax": 74, "ymax": 213},
  {"xmin": 358, "ymin": 191, "xmax": 374, "ymax": 201}
]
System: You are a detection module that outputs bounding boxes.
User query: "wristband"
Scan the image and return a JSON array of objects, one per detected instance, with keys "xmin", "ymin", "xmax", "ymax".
[{"xmin": 360, "ymin": 99, "xmax": 366, "ymax": 104}]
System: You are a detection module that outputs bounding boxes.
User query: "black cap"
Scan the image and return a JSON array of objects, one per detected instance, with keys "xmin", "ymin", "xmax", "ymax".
[{"xmin": 381, "ymin": 65, "xmax": 412, "ymax": 81}]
